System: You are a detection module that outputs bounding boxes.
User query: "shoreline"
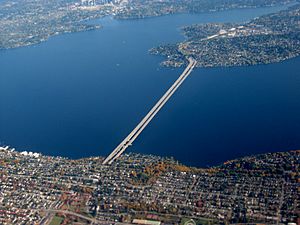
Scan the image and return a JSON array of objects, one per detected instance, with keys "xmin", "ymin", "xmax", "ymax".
[
  {"xmin": 0, "ymin": 2, "xmax": 295, "ymax": 51},
  {"xmin": 1, "ymin": 145, "xmax": 298, "ymax": 169}
]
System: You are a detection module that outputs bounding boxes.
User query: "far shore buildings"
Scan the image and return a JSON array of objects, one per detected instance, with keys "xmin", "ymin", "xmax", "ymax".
[{"xmin": 81, "ymin": 0, "xmax": 124, "ymax": 6}]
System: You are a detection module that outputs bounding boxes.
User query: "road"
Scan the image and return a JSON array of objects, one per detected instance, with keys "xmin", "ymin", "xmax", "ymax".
[
  {"xmin": 44, "ymin": 209, "xmax": 133, "ymax": 225},
  {"xmin": 103, "ymin": 58, "xmax": 197, "ymax": 165},
  {"xmin": 44, "ymin": 209, "xmax": 106, "ymax": 224}
]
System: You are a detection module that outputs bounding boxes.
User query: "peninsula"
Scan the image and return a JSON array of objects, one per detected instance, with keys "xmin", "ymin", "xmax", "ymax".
[{"xmin": 150, "ymin": 4, "xmax": 300, "ymax": 68}]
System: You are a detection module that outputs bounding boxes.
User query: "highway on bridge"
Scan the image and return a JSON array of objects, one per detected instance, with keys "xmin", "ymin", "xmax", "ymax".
[{"xmin": 103, "ymin": 58, "xmax": 197, "ymax": 165}]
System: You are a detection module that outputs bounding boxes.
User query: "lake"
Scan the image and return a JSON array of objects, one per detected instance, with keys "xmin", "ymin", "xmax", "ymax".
[{"xmin": 1, "ymin": 4, "xmax": 299, "ymax": 167}]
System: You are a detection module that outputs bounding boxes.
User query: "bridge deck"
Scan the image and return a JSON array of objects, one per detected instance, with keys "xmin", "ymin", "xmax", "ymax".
[{"xmin": 103, "ymin": 58, "xmax": 197, "ymax": 165}]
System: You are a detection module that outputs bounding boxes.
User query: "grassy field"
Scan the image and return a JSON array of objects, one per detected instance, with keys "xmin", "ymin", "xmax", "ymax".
[
  {"xmin": 181, "ymin": 217, "xmax": 217, "ymax": 225},
  {"xmin": 49, "ymin": 216, "xmax": 64, "ymax": 225}
]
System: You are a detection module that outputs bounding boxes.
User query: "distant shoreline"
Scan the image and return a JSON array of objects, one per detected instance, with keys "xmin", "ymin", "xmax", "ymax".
[{"xmin": 0, "ymin": 2, "xmax": 295, "ymax": 51}]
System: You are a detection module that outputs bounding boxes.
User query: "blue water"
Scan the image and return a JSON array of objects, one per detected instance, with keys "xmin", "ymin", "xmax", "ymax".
[{"xmin": 1, "ymin": 5, "xmax": 300, "ymax": 167}]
